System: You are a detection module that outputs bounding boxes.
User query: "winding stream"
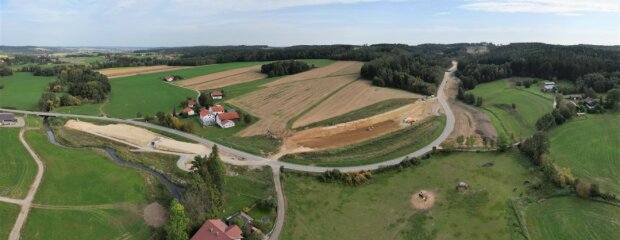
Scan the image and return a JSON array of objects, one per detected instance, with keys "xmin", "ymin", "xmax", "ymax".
[{"xmin": 44, "ymin": 119, "xmax": 184, "ymax": 201}]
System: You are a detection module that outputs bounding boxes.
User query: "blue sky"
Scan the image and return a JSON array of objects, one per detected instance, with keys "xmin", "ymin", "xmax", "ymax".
[{"xmin": 0, "ymin": 0, "xmax": 618, "ymax": 46}]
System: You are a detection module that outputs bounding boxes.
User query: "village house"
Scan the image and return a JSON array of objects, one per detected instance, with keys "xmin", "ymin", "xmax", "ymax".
[
  {"xmin": 216, "ymin": 112, "xmax": 240, "ymax": 129},
  {"xmin": 209, "ymin": 105, "xmax": 225, "ymax": 114},
  {"xmin": 584, "ymin": 97, "xmax": 599, "ymax": 109},
  {"xmin": 0, "ymin": 113, "xmax": 17, "ymax": 126},
  {"xmin": 191, "ymin": 219, "xmax": 243, "ymax": 240},
  {"xmin": 199, "ymin": 107, "xmax": 216, "ymax": 126},
  {"xmin": 187, "ymin": 99, "xmax": 197, "ymax": 108},
  {"xmin": 163, "ymin": 76, "xmax": 175, "ymax": 82},
  {"xmin": 211, "ymin": 90, "xmax": 223, "ymax": 99},
  {"xmin": 541, "ymin": 81, "xmax": 556, "ymax": 92},
  {"xmin": 183, "ymin": 107, "xmax": 195, "ymax": 116}
]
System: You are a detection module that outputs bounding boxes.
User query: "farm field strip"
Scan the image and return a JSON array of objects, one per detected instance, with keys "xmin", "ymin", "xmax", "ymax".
[
  {"xmin": 293, "ymin": 80, "xmax": 423, "ymax": 128},
  {"xmin": 177, "ymin": 65, "xmax": 263, "ymax": 87},
  {"xmin": 97, "ymin": 65, "xmax": 190, "ymax": 78},
  {"xmin": 264, "ymin": 61, "xmax": 363, "ymax": 87},
  {"xmin": 0, "ymin": 128, "xmax": 37, "ymax": 199}
]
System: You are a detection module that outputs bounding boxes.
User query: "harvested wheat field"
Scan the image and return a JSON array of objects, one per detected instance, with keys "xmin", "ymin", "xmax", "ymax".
[
  {"xmin": 230, "ymin": 74, "xmax": 358, "ymax": 136},
  {"xmin": 284, "ymin": 98, "xmax": 442, "ymax": 151},
  {"xmin": 444, "ymin": 76, "xmax": 496, "ymax": 145},
  {"xmin": 177, "ymin": 65, "xmax": 267, "ymax": 90},
  {"xmin": 293, "ymin": 80, "xmax": 422, "ymax": 128},
  {"xmin": 98, "ymin": 65, "xmax": 189, "ymax": 78},
  {"xmin": 64, "ymin": 120, "xmax": 209, "ymax": 155},
  {"xmin": 265, "ymin": 61, "xmax": 363, "ymax": 86}
]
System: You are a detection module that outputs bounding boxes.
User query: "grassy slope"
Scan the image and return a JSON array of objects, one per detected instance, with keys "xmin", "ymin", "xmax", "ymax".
[
  {"xmin": 223, "ymin": 166, "xmax": 276, "ymax": 228},
  {"xmin": 25, "ymin": 130, "xmax": 149, "ymax": 205},
  {"xmin": 525, "ymin": 197, "xmax": 620, "ymax": 240},
  {"xmin": 0, "ymin": 128, "xmax": 36, "ymax": 199},
  {"xmin": 22, "ymin": 208, "xmax": 151, "ymax": 240},
  {"xmin": 282, "ymin": 151, "xmax": 536, "ymax": 240},
  {"xmin": 0, "ymin": 202, "xmax": 20, "ymax": 239},
  {"xmin": 468, "ymin": 79, "xmax": 553, "ymax": 139},
  {"xmin": 296, "ymin": 98, "xmax": 417, "ymax": 130},
  {"xmin": 548, "ymin": 114, "xmax": 620, "ymax": 194},
  {"xmin": 281, "ymin": 116, "xmax": 446, "ymax": 167},
  {"xmin": 0, "ymin": 72, "xmax": 54, "ymax": 110}
]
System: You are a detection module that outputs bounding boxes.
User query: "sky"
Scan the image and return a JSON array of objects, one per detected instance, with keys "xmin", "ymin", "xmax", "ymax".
[{"xmin": 0, "ymin": 0, "xmax": 619, "ymax": 47}]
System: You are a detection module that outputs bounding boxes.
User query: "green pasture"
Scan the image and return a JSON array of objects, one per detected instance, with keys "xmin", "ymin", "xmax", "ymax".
[
  {"xmin": 0, "ymin": 72, "xmax": 54, "ymax": 110},
  {"xmin": 0, "ymin": 128, "xmax": 37, "ymax": 199}
]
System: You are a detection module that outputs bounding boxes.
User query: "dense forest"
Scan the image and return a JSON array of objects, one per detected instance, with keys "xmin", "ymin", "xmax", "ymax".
[
  {"xmin": 456, "ymin": 43, "xmax": 620, "ymax": 93},
  {"xmin": 39, "ymin": 66, "xmax": 111, "ymax": 111},
  {"xmin": 360, "ymin": 54, "xmax": 447, "ymax": 95},
  {"xmin": 261, "ymin": 60, "xmax": 312, "ymax": 77}
]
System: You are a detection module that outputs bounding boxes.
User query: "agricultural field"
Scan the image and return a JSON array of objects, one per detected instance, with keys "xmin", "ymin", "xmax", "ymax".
[
  {"xmin": 0, "ymin": 202, "xmax": 20, "ymax": 239},
  {"xmin": 0, "ymin": 128, "xmax": 36, "ymax": 199},
  {"xmin": 468, "ymin": 79, "xmax": 553, "ymax": 140},
  {"xmin": 548, "ymin": 114, "xmax": 620, "ymax": 194},
  {"xmin": 292, "ymin": 80, "xmax": 422, "ymax": 128},
  {"xmin": 0, "ymin": 72, "xmax": 55, "ymax": 110},
  {"xmin": 98, "ymin": 65, "xmax": 190, "ymax": 78},
  {"xmin": 281, "ymin": 116, "xmax": 445, "ymax": 167},
  {"xmin": 281, "ymin": 151, "xmax": 537, "ymax": 240},
  {"xmin": 177, "ymin": 65, "xmax": 266, "ymax": 90},
  {"xmin": 524, "ymin": 197, "xmax": 620, "ymax": 240}
]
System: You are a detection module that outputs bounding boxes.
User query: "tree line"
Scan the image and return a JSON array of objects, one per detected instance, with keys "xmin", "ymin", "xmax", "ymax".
[
  {"xmin": 360, "ymin": 54, "xmax": 446, "ymax": 95},
  {"xmin": 261, "ymin": 60, "xmax": 312, "ymax": 77}
]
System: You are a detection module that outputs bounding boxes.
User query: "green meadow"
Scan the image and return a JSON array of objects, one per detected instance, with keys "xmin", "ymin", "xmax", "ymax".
[
  {"xmin": 0, "ymin": 128, "xmax": 37, "ymax": 199},
  {"xmin": 468, "ymin": 78, "xmax": 553, "ymax": 140},
  {"xmin": 0, "ymin": 202, "xmax": 20, "ymax": 239},
  {"xmin": 0, "ymin": 72, "xmax": 54, "ymax": 110},
  {"xmin": 281, "ymin": 151, "xmax": 537, "ymax": 240},
  {"xmin": 548, "ymin": 114, "xmax": 620, "ymax": 194}
]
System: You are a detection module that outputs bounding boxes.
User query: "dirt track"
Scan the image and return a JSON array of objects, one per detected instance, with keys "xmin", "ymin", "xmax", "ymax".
[
  {"xmin": 177, "ymin": 65, "xmax": 267, "ymax": 90},
  {"xmin": 98, "ymin": 65, "xmax": 189, "ymax": 78},
  {"xmin": 282, "ymin": 98, "xmax": 442, "ymax": 153},
  {"xmin": 293, "ymin": 80, "xmax": 422, "ymax": 128},
  {"xmin": 444, "ymin": 74, "xmax": 497, "ymax": 145}
]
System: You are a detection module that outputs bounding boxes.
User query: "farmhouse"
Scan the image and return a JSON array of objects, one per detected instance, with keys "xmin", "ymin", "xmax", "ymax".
[
  {"xmin": 183, "ymin": 107, "xmax": 195, "ymax": 116},
  {"xmin": 209, "ymin": 105, "xmax": 225, "ymax": 114},
  {"xmin": 541, "ymin": 81, "xmax": 556, "ymax": 92},
  {"xmin": 163, "ymin": 76, "xmax": 175, "ymax": 82},
  {"xmin": 199, "ymin": 107, "xmax": 216, "ymax": 126},
  {"xmin": 216, "ymin": 112, "xmax": 240, "ymax": 129},
  {"xmin": 191, "ymin": 219, "xmax": 243, "ymax": 240},
  {"xmin": 0, "ymin": 113, "xmax": 17, "ymax": 126},
  {"xmin": 211, "ymin": 90, "xmax": 223, "ymax": 99}
]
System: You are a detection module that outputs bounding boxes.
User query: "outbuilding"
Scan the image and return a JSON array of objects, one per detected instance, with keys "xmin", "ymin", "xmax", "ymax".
[{"xmin": 0, "ymin": 113, "xmax": 17, "ymax": 126}]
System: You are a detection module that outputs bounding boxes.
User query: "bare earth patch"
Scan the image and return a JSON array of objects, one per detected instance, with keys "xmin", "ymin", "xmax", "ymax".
[
  {"xmin": 282, "ymin": 98, "xmax": 442, "ymax": 153},
  {"xmin": 293, "ymin": 80, "xmax": 422, "ymax": 128},
  {"xmin": 98, "ymin": 65, "xmax": 190, "ymax": 79},
  {"xmin": 143, "ymin": 202, "xmax": 167, "ymax": 227},
  {"xmin": 177, "ymin": 65, "xmax": 266, "ymax": 90},
  {"xmin": 444, "ymin": 75, "xmax": 497, "ymax": 145},
  {"xmin": 410, "ymin": 190, "xmax": 436, "ymax": 210}
]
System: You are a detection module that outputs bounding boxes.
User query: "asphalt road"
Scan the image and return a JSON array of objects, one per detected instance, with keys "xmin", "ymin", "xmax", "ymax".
[{"xmin": 0, "ymin": 69, "xmax": 455, "ymax": 173}]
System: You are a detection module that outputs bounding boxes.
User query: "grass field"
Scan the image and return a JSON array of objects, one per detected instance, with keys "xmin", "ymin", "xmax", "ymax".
[
  {"xmin": 524, "ymin": 197, "xmax": 620, "ymax": 240},
  {"xmin": 281, "ymin": 151, "xmax": 536, "ymax": 240},
  {"xmin": 0, "ymin": 128, "xmax": 36, "ymax": 199},
  {"xmin": 281, "ymin": 116, "xmax": 445, "ymax": 167},
  {"xmin": 468, "ymin": 79, "xmax": 553, "ymax": 139},
  {"xmin": 548, "ymin": 114, "xmax": 620, "ymax": 194},
  {"xmin": 22, "ymin": 207, "xmax": 151, "ymax": 240},
  {"xmin": 25, "ymin": 130, "xmax": 149, "ymax": 205},
  {"xmin": 0, "ymin": 202, "xmax": 20, "ymax": 239},
  {"xmin": 296, "ymin": 98, "xmax": 417, "ymax": 129},
  {"xmin": 223, "ymin": 166, "xmax": 276, "ymax": 229},
  {"xmin": 0, "ymin": 72, "xmax": 54, "ymax": 110}
]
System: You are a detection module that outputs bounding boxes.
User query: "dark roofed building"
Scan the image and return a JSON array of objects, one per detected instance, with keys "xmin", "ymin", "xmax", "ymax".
[{"xmin": 0, "ymin": 113, "xmax": 17, "ymax": 126}]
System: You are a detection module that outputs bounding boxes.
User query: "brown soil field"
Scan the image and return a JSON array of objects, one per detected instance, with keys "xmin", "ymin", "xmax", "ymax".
[
  {"xmin": 98, "ymin": 65, "xmax": 189, "ymax": 78},
  {"xmin": 293, "ymin": 80, "xmax": 423, "ymax": 128},
  {"xmin": 282, "ymin": 98, "xmax": 442, "ymax": 152},
  {"xmin": 444, "ymin": 74, "xmax": 497, "ymax": 145},
  {"xmin": 176, "ymin": 65, "xmax": 266, "ymax": 89},
  {"xmin": 230, "ymin": 75, "xmax": 358, "ymax": 137},
  {"xmin": 264, "ymin": 61, "xmax": 363, "ymax": 87}
]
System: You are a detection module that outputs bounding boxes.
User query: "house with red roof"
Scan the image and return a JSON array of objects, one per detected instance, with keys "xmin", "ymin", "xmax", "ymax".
[
  {"xmin": 183, "ymin": 107, "xmax": 195, "ymax": 116},
  {"xmin": 191, "ymin": 219, "xmax": 243, "ymax": 240},
  {"xmin": 209, "ymin": 105, "xmax": 225, "ymax": 114},
  {"xmin": 216, "ymin": 112, "xmax": 240, "ymax": 129},
  {"xmin": 199, "ymin": 107, "xmax": 216, "ymax": 126},
  {"xmin": 211, "ymin": 91, "xmax": 223, "ymax": 99}
]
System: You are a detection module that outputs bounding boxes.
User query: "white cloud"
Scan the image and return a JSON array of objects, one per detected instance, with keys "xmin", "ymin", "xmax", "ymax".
[
  {"xmin": 461, "ymin": 0, "xmax": 620, "ymax": 15},
  {"xmin": 432, "ymin": 11, "xmax": 451, "ymax": 16}
]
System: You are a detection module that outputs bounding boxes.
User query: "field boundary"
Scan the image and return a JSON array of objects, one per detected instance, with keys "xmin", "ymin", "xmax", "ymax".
[{"xmin": 509, "ymin": 199, "xmax": 531, "ymax": 240}]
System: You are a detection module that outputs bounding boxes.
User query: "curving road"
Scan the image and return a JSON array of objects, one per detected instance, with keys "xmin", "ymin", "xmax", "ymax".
[{"xmin": 0, "ymin": 66, "xmax": 456, "ymax": 173}]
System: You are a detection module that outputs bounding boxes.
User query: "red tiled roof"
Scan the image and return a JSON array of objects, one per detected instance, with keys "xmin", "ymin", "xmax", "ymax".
[
  {"xmin": 211, "ymin": 91, "xmax": 223, "ymax": 96},
  {"xmin": 209, "ymin": 105, "xmax": 225, "ymax": 112},
  {"xmin": 217, "ymin": 112, "xmax": 240, "ymax": 121},
  {"xmin": 191, "ymin": 219, "xmax": 243, "ymax": 240},
  {"xmin": 183, "ymin": 107, "xmax": 193, "ymax": 113},
  {"xmin": 199, "ymin": 107, "xmax": 209, "ymax": 117}
]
